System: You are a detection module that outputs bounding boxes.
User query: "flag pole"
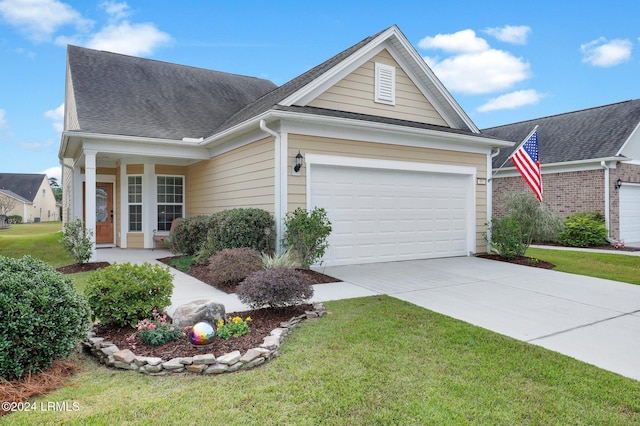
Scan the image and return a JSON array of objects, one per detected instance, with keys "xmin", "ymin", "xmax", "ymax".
[{"xmin": 490, "ymin": 125, "xmax": 538, "ymax": 180}]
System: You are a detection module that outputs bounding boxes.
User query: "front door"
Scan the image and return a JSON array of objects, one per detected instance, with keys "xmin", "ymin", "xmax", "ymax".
[{"xmin": 95, "ymin": 183, "xmax": 114, "ymax": 244}]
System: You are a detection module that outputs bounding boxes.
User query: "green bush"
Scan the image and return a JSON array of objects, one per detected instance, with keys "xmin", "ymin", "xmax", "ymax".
[
  {"xmin": 85, "ymin": 262, "xmax": 173, "ymax": 327},
  {"xmin": 237, "ymin": 266, "xmax": 313, "ymax": 309},
  {"xmin": 207, "ymin": 248, "xmax": 263, "ymax": 288},
  {"xmin": 210, "ymin": 208, "xmax": 275, "ymax": 254},
  {"xmin": 60, "ymin": 218, "xmax": 94, "ymax": 264},
  {"xmin": 557, "ymin": 212, "xmax": 608, "ymax": 247},
  {"xmin": 262, "ymin": 248, "xmax": 299, "ymax": 269},
  {"xmin": 0, "ymin": 255, "xmax": 90, "ymax": 380},
  {"xmin": 283, "ymin": 207, "xmax": 332, "ymax": 268},
  {"xmin": 171, "ymin": 216, "xmax": 213, "ymax": 255},
  {"xmin": 8, "ymin": 214, "xmax": 22, "ymax": 224},
  {"xmin": 487, "ymin": 216, "xmax": 528, "ymax": 259}
]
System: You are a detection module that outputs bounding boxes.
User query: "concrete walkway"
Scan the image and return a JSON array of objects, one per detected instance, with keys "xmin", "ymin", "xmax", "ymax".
[
  {"xmin": 96, "ymin": 248, "xmax": 640, "ymax": 381},
  {"xmin": 322, "ymin": 257, "xmax": 640, "ymax": 381}
]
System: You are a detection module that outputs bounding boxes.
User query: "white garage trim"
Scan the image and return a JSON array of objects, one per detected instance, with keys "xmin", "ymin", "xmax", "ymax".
[
  {"xmin": 619, "ymin": 183, "xmax": 640, "ymax": 244},
  {"xmin": 305, "ymin": 154, "xmax": 477, "ymax": 265}
]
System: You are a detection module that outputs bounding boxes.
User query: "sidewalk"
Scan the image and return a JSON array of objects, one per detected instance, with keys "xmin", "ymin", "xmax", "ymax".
[{"xmin": 530, "ymin": 244, "xmax": 640, "ymax": 255}]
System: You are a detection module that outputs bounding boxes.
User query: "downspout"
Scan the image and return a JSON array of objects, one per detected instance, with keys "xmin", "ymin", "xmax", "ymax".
[
  {"xmin": 601, "ymin": 161, "xmax": 615, "ymax": 243},
  {"xmin": 487, "ymin": 148, "xmax": 501, "ymax": 253},
  {"xmin": 259, "ymin": 119, "xmax": 282, "ymax": 253}
]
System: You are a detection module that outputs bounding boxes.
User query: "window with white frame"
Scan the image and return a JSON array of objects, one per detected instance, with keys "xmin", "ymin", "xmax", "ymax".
[
  {"xmin": 157, "ymin": 176, "xmax": 183, "ymax": 231},
  {"xmin": 128, "ymin": 176, "xmax": 142, "ymax": 232},
  {"xmin": 374, "ymin": 62, "xmax": 396, "ymax": 105}
]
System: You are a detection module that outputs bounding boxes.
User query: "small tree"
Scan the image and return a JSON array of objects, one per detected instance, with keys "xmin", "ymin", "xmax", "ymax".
[
  {"xmin": 488, "ymin": 192, "xmax": 563, "ymax": 258},
  {"xmin": 60, "ymin": 218, "xmax": 94, "ymax": 264},
  {"xmin": 0, "ymin": 194, "xmax": 18, "ymax": 229},
  {"xmin": 283, "ymin": 207, "xmax": 332, "ymax": 268},
  {"xmin": 49, "ymin": 177, "xmax": 63, "ymax": 203}
]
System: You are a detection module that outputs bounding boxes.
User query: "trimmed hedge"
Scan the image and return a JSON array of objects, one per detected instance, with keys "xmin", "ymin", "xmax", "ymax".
[
  {"xmin": 0, "ymin": 255, "xmax": 90, "ymax": 380},
  {"xmin": 207, "ymin": 248, "xmax": 264, "ymax": 289},
  {"xmin": 557, "ymin": 212, "xmax": 608, "ymax": 247}
]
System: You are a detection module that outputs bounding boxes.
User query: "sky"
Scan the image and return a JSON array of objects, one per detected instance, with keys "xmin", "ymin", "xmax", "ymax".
[{"xmin": 0, "ymin": 0, "xmax": 638, "ymax": 182}]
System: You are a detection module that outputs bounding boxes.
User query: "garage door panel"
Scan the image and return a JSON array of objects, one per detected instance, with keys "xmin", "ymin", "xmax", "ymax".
[
  {"xmin": 310, "ymin": 164, "xmax": 471, "ymax": 265},
  {"xmin": 620, "ymin": 185, "xmax": 640, "ymax": 242}
]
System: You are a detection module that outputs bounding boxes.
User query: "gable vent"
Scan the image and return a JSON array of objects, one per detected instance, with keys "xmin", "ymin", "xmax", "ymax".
[{"xmin": 375, "ymin": 62, "xmax": 396, "ymax": 105}]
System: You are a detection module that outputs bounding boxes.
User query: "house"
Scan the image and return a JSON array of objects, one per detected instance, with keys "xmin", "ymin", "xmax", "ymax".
[
  {"xmin": 59, "ymin": 25, "xmax": 512, "ymax": 264},
  {"xmin": 0, "ymin": 173, "xmax": 59, "ymax": 223},
  {"xmin": 483, "ymin": 99, "xmax": 640, "ymax": 245}
]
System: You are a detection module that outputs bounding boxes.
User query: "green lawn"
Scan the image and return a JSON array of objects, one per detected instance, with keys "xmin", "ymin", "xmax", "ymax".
[
  {"xmin": 2, "ymin": 224, "xmax": 640, "ymax": 424},
  {"xmin": 0, "ymin": 222, "xmax": 74, "ymax": 267},
  {"xmin": 527, "ymin": 247, "xmax": 640, "ymax": 285}
]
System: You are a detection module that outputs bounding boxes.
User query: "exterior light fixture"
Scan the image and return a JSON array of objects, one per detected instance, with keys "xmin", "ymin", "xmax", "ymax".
[
  {"xmin": 615, "ymin": 178, "xmax": 622, "ymax": 190},
  {"xmin": 293, "ymin": 151, "xmax": 304, "ymax": 175}
]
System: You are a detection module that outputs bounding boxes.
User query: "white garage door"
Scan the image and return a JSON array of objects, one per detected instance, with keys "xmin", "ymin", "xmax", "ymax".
[
  {"xmin": 620, "ymin": 184, "xmax": 640, "ymax": 243},
  {"xmin": 309, "ymin": 163, "xmax": 472, "ymax": 266}
]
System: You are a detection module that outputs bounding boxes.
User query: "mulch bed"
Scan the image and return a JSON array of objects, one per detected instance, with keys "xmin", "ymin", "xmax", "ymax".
[
  {"xmin": 476, "ymin": 254, "xmax": 556, "ymax": 269},
  {"xmin": 56, "ymin": 262, "xmax": 110, "ymax": 274},
  {"xmin": 93, "ymin": 304, "xmax": 312, "ymax": 359},
  {"xmin": 156, "ymin": 256, "xmax": 341, "ymax": 293}
]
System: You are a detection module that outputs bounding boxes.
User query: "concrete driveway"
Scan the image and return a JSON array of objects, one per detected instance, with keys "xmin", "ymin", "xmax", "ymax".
[{"xmin": 320, "ymin": 257, "xmax": 640, "ymax": 381}]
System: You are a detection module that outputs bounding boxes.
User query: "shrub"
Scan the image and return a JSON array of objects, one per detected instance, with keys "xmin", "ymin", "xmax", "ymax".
[
  {"xmin": 0, "ymin": 255, "xmax": 90, "ymax": 380},
  {"xmin": 8, "ymin": 214, "xmax": 22, "ymax": 224},
  {"xmin": 171, "ymin": 216, "xmax": 213, "ymax": 255},
  {"xmin": 486, "ymin": 216, "xmax": 528, "ymax": 259},
  {"xmin": 237, "ymin": 267, "xmax": 313, "ymax": 309},
  {"xmin": 211, "ymin": 208, "xmax": 275, "ymax": 253},
  {"xmin": 207, "ymin": 248, "xmax": 263, "ymax": 287},
  {"xmin": 557, "ymin": 212, "xmax": 608, "ymax": 247},
  {"xmin": 262, "ymin": 248, "xmax": 299, "ymax": 269},
  {"xmin": 283, "ymin": 207, "xmax": 332, "ymax": 268},
  {"xmin": 60, "ymin": 218, "xmax": 94, "ymax": 264},
  {"xmin": 85, "ymin": 262, "xmax": 173, "ymax": 327}
]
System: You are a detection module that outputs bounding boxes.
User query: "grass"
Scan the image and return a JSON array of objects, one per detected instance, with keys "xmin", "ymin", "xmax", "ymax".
[
  {"xmin": 5, "ymin": 296, "xmax": 640, "ymax": 425},
  {"xmin": 0, "ymin": 222, "xmax": 74, "ymax": 267},
  {"xmin": 527, "ymin": 247, "xmax": 640, "ymax": 285}
]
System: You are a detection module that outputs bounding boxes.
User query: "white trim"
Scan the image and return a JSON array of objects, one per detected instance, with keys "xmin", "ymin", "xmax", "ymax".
[
  {"xmin": 493, "ymin": 157, "xmax": 624, "ymax": 178},
  {"xmin": 616, "ymin": 121, "xmax": 640, "ymax": 156},
  {"xmin": 374, "ymin": 62, "xmax": 396, "ymax": 105}
]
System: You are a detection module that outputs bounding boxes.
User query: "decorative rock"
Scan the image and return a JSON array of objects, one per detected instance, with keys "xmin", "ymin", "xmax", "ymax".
[
  {"xmin": 100, "ymin": 345, "xmax": 119, "ymax": 357},
  {"xmin": 261, "ymin": 336, "xmax": 281, "ymax": 350},
  {"xmin": 205, "ymin": 364, "xmax": 228, "ymax": 374},
  {"xmin": 113, "ymin": 349, "xmax": 136, "ymax": 364},
  {"xmin": 179, "ymin": 357, "xmax": 193, "ymax": 365},
  {"xmin": 226, "ymin": 362, "xmax": 244, "ymax": 373},
  {"xmin": 305, "ymin": 311, "xmax": 319, "ymax": 318},
  {"xmin": 172, "ymin": 299, "xmax": 226, "ymax": 328},
  {"xmin": 270, "ymin": 328, "xmax": 288, "ymax": 337},
  {"xmin": 186, "ymin": 364, "xmax": 207, "ymax": 373},
  {"xmin": 162, "ymin": 358, "xmax": 185, "ymax": 370},
  {"xmin": 244, "ymin": 357, "xmax": 265, "ymax": 369},
  {"xmin": 239, "ymin": 348, "xmax": 263, "ymax": 364},
  {"xmin": 143, "ymin": 364, "xmax": 163, "ymax": 373},
  {"xmin": 135, "ymin": 356, "xmax": 163, "ymax": 367},
  {"xmin": 192, "ymin": 354, "xmax": 217, "ymax": 365},
  {"xmin": 217, "ymin": 351, "xmax": 241, "ymax": 365},
  {"xmin": 88, "ymin": 337, "xmax": 104, "ymax": 345}
]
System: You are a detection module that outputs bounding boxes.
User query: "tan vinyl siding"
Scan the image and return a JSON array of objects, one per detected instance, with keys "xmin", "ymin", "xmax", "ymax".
[
  {"xmin": 156, "ymin": 165, "xmax": 187, "ymax": 175},
  {"xmin": 288, "ymin": 134, "xmax": 487, "ymax": 252},
  {"xmin": 80, "ymin": 167, "xmax": 116, "ymax": 175},
  {"xmin": 65, "ymin": 68, "xmax": 80, "ymax": 131},
  {"xmin": 186, "ymin": 138, "xmax": 275, "ymax": 216},
  {"xmin": 126, "ymin": 164, "xmax": 144, "ymax": 174},
  {"xmin": 127, "ymin": 233, "xmax": 144, "ymax": 248},
  {"xmin": 308, "ymin": 49, "xmax": 448, "ymax": 127}
]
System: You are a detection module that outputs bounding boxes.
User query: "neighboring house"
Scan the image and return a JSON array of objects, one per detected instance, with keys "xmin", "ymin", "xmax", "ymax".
[
  {"xmin": 484, "ymin": 99, "xmax": 640, "ymax": 245},
  {"xmin": 59, "ymin": 25, "xmax": 511, "ymax": 264},
  {"xmin": 0, "ymin": 173, "xmax": 59, "ymax": 223}
]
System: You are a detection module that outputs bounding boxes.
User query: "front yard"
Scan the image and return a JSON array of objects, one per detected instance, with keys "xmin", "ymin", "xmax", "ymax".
[{"xmin": 1, "ymin": 224, "xmax": 640, "ymax": 424}]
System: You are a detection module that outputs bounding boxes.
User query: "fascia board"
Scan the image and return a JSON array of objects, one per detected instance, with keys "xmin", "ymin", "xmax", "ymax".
[
  {"xmin": 493, "ymin": 157, "xmax": 627, "ymax": 177},
  {"xmin": 76, "ymin": 135, "xmax": 210, "ymax": 160}
]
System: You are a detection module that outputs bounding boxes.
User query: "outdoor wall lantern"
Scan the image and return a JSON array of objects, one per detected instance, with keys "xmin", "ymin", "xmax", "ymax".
[
  {"xmin": 293, "ymin": 150, "xmax": 304, "ymax": 175},
  {"xmin": 615, "ymin": 178, "xmax": 623, "ymax": 190}
]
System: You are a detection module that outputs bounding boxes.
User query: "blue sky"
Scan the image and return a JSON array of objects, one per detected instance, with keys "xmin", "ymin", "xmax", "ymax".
[{"xmin": 1, "ymin": 0, "xmax": 638, "ymax": 182}]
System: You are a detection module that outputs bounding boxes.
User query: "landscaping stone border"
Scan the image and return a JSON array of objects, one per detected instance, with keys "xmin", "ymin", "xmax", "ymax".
[{"xmin": 83, "ymin": 303, "xmax": 326, "ymax": 376}]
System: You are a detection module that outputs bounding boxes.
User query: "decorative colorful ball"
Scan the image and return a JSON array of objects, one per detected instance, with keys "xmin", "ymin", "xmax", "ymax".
[{"xmin": 189, "ymin": 321, "xmax": 215, "ymax": 346}]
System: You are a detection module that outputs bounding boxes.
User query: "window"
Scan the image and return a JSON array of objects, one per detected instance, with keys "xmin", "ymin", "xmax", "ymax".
[
  {"xmin": 374, "ymin": 62, "xmax": 396, "ymax": 105},
  {"xmin": 42, "ymin": 189, "xmax": 46, "ymax": 198},
  {"xmin": 128, "ymin": 176, "xmax": 142, "ymax": 232},
  {"xmin": 157, "ymin": 176, "xmax": 183, "ymax": 231}
]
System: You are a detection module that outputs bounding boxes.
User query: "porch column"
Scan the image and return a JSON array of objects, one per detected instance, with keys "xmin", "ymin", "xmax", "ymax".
[{"xmin": 85, "ymin": 151, "xmax": 97, "ymax": 261}]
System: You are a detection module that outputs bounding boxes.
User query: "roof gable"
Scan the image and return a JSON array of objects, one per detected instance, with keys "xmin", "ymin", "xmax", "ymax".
[
  {"xmin": 484, "ymin": 99, "xmax": 640, "ymax": 167},
  {"xmin": 0, "ymin": 173, "xmax": 46, "ymax": 202},
  {"xmin": 66, "ymin": 46, "xmax": 277, "ymax": 140}
]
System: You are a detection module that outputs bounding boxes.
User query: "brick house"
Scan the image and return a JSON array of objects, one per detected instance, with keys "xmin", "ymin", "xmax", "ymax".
[{"xmin": 483, "ymin": 99, "xmax": 640, "ymax": 245}]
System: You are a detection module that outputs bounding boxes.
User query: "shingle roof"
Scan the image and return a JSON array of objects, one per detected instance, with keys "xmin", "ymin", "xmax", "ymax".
[
  {"xmin": 483, "ymin": 99, "xmax": 640, "ymax": 168},
  {"xmin": 67, "ymin": 45, "xmax": 277, "ymax": 140},
  {"xmin": 0, "ymin": 173, "xmax": 45, "ymax": 202},
  {"xmin": 0, "ymin": 189, "xmax": 31, "ymax": 204}
]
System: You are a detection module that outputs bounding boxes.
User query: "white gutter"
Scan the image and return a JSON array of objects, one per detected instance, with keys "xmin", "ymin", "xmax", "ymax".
[
  {"xmin": 601, "ymin": 161, "xmax": 615, "ymax": 243},
  {"xmin": 487, "ymin": 148, "xmax": 501, "ymax": 253},
  {"xmin": 259, "ymin": 119, "xmax": 284, "ymax": 254}
]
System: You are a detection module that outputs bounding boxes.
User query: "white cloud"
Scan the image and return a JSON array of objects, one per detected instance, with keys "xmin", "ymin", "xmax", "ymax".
[
  {"xmin": 484, "ymin": 25, "xmax": 531, "ymax": 45},
  {"xmin": 429, "ymin": 49, "xmax": 530, "ymax": 95},
  {"xmin": 419, "ymin": 29, "xmax": 489, "ymax": 54},
  {"xmin": 0, "ymin": 108, "xmax": 6, "ymax": 128},
  {"xmin": 477, "ymin": 90, "xmax": 545, "ymax": 112},
  {"xmin": 41, "ymin": 166, "xmax": 62, "ymax": 183},
  {"xmin": 101, "ymin": 1, "xmax": 130, "ymax": 21},
  {"xmin": 85, "ymin": 21, "xmax": 171, "ymax": 55},
  {"xmin": 44, "ymin": 103, "xmax": 64, "ymax": 133},
  {"xmin": 580, "ymin": 38, "xmax": 632, "ymax": 67},
  {"xmin": 0, "ymin": 0, "xmax": 92, "ymax": 41}
]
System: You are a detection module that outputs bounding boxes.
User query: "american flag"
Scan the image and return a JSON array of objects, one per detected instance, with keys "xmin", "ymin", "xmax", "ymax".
[{"xmin": 511, "ymin": 129, "xmax": 543, "ymax": 202}]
